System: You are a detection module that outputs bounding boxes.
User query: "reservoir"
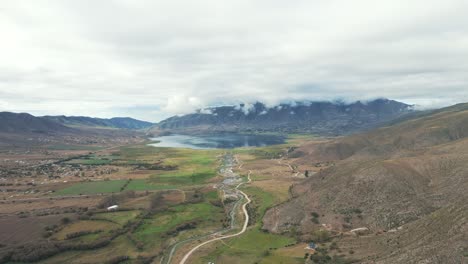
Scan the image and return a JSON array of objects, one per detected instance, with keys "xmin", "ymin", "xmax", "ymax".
[{"xmin": 149, "ymin": 133, "xmax": 285, "ymax": 149}]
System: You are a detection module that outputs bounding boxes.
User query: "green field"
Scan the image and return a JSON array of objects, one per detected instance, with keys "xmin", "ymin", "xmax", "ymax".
[
  {"xmin": 197, "ymin": 187, "xmax": 297, "ymax": 264},
  {"xmin": 57, "ymin": 145, "xmax": 221, "ymax": 195},
  {"xmin": 134, "ymin": 201, "xmax": 225, "ymax": 250},
  {"xmin": 92, "ymin": 210, "xmax": 141, "ymax": 225},
  {"xmin": 149, "ymin": 168, "xmax": 217, "ymax": 185},
  {"xmin": 125, "ymin": 179, "xmax": 178, "ymax": 191},
  {"xmin": 55, "ymin": 180, "xmax": 128, "ymax": 195}
]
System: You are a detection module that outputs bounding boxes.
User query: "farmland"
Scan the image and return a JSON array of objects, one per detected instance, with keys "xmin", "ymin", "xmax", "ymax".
[{"xmin": 0, "ymin": 134, "xmax": 321, "ymax": 264}]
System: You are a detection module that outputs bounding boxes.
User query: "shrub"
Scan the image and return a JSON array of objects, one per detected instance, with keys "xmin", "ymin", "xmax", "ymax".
[
  {"xmin": 65, "ymin": 230, "xmax": 102, "ymax": 240},
  {"xmin": 311, "ymin": 230, "xmax": 331, "ymax": 243},
  {"xmin": 330, "ymin": 241, "xmax": 339, "ymax": 250},
  {"xmin": 105, "ymin": 255, "xmax": 129, "ymax": 264}
]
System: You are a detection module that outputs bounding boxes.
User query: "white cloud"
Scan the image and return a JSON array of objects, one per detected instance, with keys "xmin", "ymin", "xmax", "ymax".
[
  {"xmin": 0, "ymin": 0, "xmax": 468, "ymax": 121},
  {"xmin": 162, "ymin": 96, "xmax": 204, "ymax": 115}
]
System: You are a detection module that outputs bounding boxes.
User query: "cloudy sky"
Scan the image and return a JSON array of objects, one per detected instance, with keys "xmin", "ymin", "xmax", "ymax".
[{"xmin": 1, "ymin": 0, "xmax": 468, "ymax": 121}]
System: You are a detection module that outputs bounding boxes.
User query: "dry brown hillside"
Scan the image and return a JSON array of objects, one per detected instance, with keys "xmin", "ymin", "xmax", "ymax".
[{"xmin": 262, "ymin": 103, "xmax": 468, "ymax": 263}]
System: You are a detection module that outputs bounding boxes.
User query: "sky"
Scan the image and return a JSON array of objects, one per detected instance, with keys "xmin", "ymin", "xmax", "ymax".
[{"xmin": 1, "ymin": 0, "xmax": 468, "ymax": 122}]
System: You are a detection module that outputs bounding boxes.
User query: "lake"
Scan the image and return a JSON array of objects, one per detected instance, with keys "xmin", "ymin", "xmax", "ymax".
[{"xmin": 149, "ymin": 133, "xmax": 285, "ymax": 149}]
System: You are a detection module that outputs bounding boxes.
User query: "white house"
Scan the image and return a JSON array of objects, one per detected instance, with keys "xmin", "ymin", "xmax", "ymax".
[{"xmin": 107, "ymin": 205, "xmax": 119, "ymax": 211}]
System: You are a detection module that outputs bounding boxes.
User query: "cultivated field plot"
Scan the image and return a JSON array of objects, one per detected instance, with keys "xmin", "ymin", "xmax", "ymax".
[{"xmin": 55, "ymin": 180, "xmax": 128, "ymax": 195}]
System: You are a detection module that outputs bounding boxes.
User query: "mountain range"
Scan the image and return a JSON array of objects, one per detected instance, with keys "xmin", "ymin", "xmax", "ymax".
[
  {"xmin": 42, "ymin": 115, "xmax": 153, "ymax": 130},
  {"xmin": 152, "ymin": 99, "xmax": 413, "ymax": 135},
  {"xmin": 0, "ymin": 112, "xmax": 153, "ymax": 133},
  {"xmin": 1, "ymin": 99, "xmax": 413, "ymax": 137}
]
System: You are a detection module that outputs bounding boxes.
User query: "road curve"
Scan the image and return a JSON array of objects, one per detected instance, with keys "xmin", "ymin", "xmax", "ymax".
[{"xmin": 178, "ymin": 171, "xmax": 252, "ymax": 264}]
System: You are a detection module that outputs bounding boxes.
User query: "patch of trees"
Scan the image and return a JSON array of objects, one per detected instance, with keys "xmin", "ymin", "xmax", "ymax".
[
  {"xmin": 65, "ymin": 229, "xmax": 103, "ymax": 240},
  {"xmin": 97, "ymin": 190, "xmax": 136, "ymax": 209},
  {"xmin": 134, "ymin": 255, "xmax": 157, "ymax": 264},
  {"xmin": 120, "ymin": 178, "xmax": 132, "ymax": 192},
  {"xmin": 209, "ymin": 199, "xmax": 223, "ymax": 207},
  {"xmin": 3, "ymin": 240, "xmax": 61, "ymax": 263},
  {"xmin": 135, "ymin": 163, "xmax": 178, "ymax": 171},
  {"xmin": 126, "ymin": 234, "xmax": 144, "ymax": 250},
  {"xmin": 313, "ymin": 161, "xmax": 334, "ymax": 168},
  {"xmin": 309, "ymin": 247, "xmax": 353, "ymax": 264},
  {"xmin": 165, "ymin": 221, "xmax": 197, "ymax": 236},
  {"xmin": 311, "ymin": 211, "xmax": 320, "ymax": 224},
  {"xmin": 250, "ymin": 149, "xmax": 284, "ymax": 159},
  {"xmin": 105, "ymin": 255, "xmax": 129, "ymax": 264},
  {"xmin": 220, "ymin": 216, "xmax": 230, "ymax": 228},
  {"xmin": 337, "ymin": 208, "xmax": 363, "ymax": 224},
  {"xmin": 184, "ymin": 190, "xmax": 203, "ymax": 204},
  {"xmin": 288, "ymin": 150, "xmax": 305, "ymax": 158},
  {"xmin": 1, "ymin": 210, "xmax": 149, "ymax": 263},
  {"xmin": 311, "ymin": 230, "xmax": 331, "ymax": 243}
]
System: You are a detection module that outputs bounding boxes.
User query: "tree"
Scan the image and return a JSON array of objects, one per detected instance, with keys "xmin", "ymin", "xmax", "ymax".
[{"xmin": 61, "ymin": 217, "xmax": 71, "ymax": 225}]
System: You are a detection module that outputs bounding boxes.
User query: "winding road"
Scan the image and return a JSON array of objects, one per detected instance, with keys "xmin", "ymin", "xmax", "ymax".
[{"xmin": 178, "ymin": 170, "xmax": 252, "ymax": 264}]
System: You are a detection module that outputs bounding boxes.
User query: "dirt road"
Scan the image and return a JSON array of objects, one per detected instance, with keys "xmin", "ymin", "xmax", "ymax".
[{"xmin": 178, "ymin": 170, "xmax": 252, "ymax": 264}]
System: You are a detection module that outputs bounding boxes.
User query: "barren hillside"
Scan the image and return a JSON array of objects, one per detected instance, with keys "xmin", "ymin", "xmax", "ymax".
[{"xmin": 262, "ymin": 103, "xmax": 468, "ymax": 263}]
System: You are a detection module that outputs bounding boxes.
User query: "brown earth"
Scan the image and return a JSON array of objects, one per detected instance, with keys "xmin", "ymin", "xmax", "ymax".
[{"xmin": 262, "ymin": 103, "xmax": 468, "ymax": 263}]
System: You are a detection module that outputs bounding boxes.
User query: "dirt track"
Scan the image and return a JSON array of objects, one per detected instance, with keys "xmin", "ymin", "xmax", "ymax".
[{"xmin": 178, "ymin": 170, "xmax": 252, "ymax": 264}]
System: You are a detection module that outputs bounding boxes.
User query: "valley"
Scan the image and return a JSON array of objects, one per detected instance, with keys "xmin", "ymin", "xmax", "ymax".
[
  {"xmin": 3, "ymin": 1, "xmax": 468, "ymax": 262},
  {"xmin": 0, "ymin": 128, "xmax": 322, "ymax": 263},
  {"xmin": 0, "ymin": 102, "xmax": 467, "ymax": 264}
]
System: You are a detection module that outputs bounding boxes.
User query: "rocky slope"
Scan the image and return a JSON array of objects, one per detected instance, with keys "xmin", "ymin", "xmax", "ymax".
[
  {"xmin": 262, "ymin": 103, "xmax": 468, "ymax": 263},
  {"xmin": 152, "ymin": 99, "xmax": 413, "ymax": 135}
]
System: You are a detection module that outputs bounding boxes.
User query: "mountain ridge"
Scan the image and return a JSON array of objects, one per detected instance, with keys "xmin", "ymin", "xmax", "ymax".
[
  {"xmin": 42, "ymin": 115, "xmax": 153, "ymax": 130},
  {"xmin": 151, "ymin": 98, "xmax": 414, "ymax": 135},
  {"xmin": 0, "ymin": 112, "xmax": 73, "ymax": 134}
]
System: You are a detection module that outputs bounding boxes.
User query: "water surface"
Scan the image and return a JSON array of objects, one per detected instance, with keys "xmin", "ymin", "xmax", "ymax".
[{"xmin": 149, "ymin": 133, "xmax": 285, "ymax": 149}]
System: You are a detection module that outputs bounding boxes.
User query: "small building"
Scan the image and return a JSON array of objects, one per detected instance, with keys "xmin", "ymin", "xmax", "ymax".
[
  {"xmin": 308, "ymin": 242, "xmax": 317, "ymax": 249},
  {"xmin": 107, "ymin": 205, "xmax": 119, "ymax": 211}
]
